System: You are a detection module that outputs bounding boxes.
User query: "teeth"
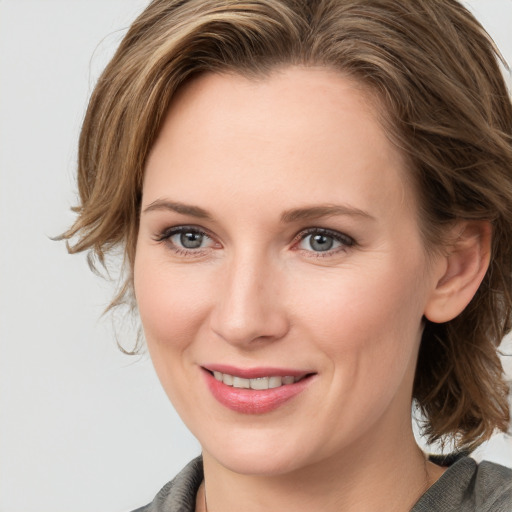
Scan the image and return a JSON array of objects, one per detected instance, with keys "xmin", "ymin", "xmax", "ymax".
[
  {"xmin": 222, "ymin": 373, "xmax": 234, "ymax": 386},
  {"xmin": 233, "ymin": 376, "xmax": 250, "ymax": 389},
  {"xmin": 268, "ymin": 376, "xmax": 282, "ymax": 388},
  {"xmin": 250, "ymin": 377, "xmax": 269, "ymax": 390},
  {"xmin": 212, "ymin": 371, "xmax": 300, "ymax": 389}
]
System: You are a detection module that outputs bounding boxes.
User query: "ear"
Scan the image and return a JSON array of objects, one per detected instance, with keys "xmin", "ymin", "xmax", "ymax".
[{"xmin": 424, "ymin": 221, "xmax": 492, "ymax": 324}]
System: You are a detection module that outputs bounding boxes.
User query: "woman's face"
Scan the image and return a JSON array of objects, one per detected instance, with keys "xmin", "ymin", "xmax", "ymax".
[{"xmin": 134, "ymin": 67, "xmax": 442, "ymax": 475}]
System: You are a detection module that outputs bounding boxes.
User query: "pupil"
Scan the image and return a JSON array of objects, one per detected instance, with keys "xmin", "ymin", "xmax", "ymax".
[
  {"xmin": 311, "ymin": 234, "xmax": 333, "ymax": 252},
  {"xmin": 180, "ymin": 232, "xmax": 203, "ymax": 249}
]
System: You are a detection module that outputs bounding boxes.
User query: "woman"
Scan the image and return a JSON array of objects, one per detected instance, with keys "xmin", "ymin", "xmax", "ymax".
[{"xmin": 64, "ymin": 0, "xmax": 512, "ymax": 510}]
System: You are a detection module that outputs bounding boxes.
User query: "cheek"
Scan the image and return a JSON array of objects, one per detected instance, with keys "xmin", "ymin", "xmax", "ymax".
[
  {"xmin": 134, "ymin": 251, "xmax": 211, "ymax": 350},
  {"xmin": 293, "ymin": 260, "xmax": 427, "ymax": 375},
  {"xmin": 133, "ymin": 251, "xmax": 215, "ymax": 413}
]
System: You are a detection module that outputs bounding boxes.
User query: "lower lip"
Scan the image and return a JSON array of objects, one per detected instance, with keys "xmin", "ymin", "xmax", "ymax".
[{"xmin": 203, "ymin": 370, "xmax": 313, "ymax": 414}]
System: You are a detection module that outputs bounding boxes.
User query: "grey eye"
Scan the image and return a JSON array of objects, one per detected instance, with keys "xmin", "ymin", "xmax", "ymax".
[
  {"xmin": 297, "ymin": 229, "xmax": 353, "ymax": 254},
  {"xmin": 179, "ymin": 231, "xmax": 204, "ymax": 249},
  {"xmin": 307, "ymin": 234, "xmax": 335, "ymax": 252},
  {"xmin": 168, "ymin": 229, "xmax": 212, "ymax": 250}
]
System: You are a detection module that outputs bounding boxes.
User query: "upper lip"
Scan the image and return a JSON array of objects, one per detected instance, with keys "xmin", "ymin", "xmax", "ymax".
[{"xmin": 202, "ymin": 364, "xmax": 314, "ymax": 379}]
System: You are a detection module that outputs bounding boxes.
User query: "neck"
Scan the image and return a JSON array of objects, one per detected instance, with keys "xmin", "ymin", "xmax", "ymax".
[{"xmin": 201, "ymin": 424, "xmax": 442, "ymax": 512}]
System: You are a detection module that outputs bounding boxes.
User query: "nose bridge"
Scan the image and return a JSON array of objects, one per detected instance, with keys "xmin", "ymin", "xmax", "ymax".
[{"xmin": 210, "ymin": 245, "xmax": 288, "ymax": 346}]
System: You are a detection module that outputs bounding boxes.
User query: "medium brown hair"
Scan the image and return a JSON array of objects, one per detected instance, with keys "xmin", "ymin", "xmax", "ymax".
[{"xmin": 63, "ymin": 0, "xmax": 512, "ymax": 451}]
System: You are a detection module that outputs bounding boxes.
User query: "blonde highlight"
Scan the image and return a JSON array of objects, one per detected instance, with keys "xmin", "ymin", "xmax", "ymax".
[{"xmin": 63, "ymin": 0, "xmax": 512, "ymax": 451}]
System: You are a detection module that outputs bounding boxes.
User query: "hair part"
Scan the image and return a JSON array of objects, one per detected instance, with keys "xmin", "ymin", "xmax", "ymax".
[{"xmin": 63, "ymin": 0, "xmax": 512, "ymax": 451}]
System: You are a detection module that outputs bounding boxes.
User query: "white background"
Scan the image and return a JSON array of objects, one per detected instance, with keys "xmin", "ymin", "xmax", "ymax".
[{"xmin": 1, "ymin": 1, "xmax": 511, "ymax": 511}]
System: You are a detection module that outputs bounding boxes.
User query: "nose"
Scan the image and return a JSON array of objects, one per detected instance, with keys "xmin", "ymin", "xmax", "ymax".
[{"xmin": 209, "ymin": 251, "xmax": 290, "ymax": 348}]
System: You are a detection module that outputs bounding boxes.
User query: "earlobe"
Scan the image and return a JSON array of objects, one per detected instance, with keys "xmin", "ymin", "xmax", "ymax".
[{"xmin": 424, "ymin": 221, "xmax": 492, "ymax": 324}]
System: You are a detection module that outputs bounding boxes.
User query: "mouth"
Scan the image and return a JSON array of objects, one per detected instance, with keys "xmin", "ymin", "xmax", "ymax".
[
  {"xmin": 202, "ymin": 365, "xmax": 316, "ymax": 414},
  {"xmin": 209, "ymin": 371, "xmax": 306, "ymax": 390}
]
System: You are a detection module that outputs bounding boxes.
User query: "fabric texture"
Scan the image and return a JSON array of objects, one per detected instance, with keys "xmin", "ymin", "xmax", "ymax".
[
  {"xmin": 132, "ymin": 455, "xmax": 512, "ymax": 512},
  {"xmin": 412, "ymin": 457, "xmax": 511, "ymax": 511}
]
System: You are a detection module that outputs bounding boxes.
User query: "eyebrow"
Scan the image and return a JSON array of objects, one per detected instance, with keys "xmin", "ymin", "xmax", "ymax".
[
  {"xmin": 142, "ymin": 199, "xmax": 374, "ymax": 223},
  {"xmin": 281, "ymin": 205, "xmax": 374, "ymax": 223},
  {"xmin": 142, "ymin": 199, "xmax": 212, "ymax": 219}
]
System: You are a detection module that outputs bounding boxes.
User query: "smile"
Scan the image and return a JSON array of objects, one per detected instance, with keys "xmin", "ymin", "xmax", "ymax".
[
  {"xmin": 203, "ymin": 366, "xmax": 315, "ymax": 414},
  {"xmin": 212, "ymin": 371, "xmax": 303, "ymax": 390}
]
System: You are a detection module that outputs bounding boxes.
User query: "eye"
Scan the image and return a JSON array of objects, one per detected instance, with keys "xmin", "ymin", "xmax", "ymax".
[
  {"xmin": 155, "ymin": 226, "xmax": 217, "ymax": 253},
  {"xmin": 296, "ymin": 228, "xmax": 354, "ymax": 254},
  {"xmin": 172, "ymin": 230, "xmax": 209, "ymax": 249}
]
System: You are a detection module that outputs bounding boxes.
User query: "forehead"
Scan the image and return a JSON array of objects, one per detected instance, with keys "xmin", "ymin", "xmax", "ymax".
[
  {"xmin": 144, "ymin": 66, "xmax": 413, "ymax": 220},
  {"xmin": 161, "ymin": 66, "xmax": 386, "ymax": 146}
]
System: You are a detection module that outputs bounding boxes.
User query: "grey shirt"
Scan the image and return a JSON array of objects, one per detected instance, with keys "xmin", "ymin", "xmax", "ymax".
[{"xmin": 133, "ymin": 455, "xmax": 512, "ymax": 511}]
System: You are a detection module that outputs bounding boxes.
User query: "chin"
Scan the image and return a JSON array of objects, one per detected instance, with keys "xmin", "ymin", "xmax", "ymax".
[
  {"xmin": 200, "ymin": 427, "xmax": 325, "ymax": 477},
  {"xmin": 209, "ymin": 449, "xmax": 306, "ymax": 476}
]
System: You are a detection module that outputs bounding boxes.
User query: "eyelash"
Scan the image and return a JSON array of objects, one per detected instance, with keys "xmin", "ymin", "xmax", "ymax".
[{"xmin": 153, "ymin": 225, "xmax": 355, "ymax": 257}]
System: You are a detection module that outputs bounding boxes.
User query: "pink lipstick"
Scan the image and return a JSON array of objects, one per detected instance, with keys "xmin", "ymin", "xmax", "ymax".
[{"xmin": 202, "ymin": 365, "xmax": 314, "ymax": 414}]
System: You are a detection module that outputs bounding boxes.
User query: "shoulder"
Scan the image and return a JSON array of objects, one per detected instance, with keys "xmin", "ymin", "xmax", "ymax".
[
  {"xmin": 413, "ymin": 456, "xmax": 512, "ymax": 512},
  {"xmin": 131, "ymin": 456, "xmax": 204, "ymax": 512},
  {"xmin": 474, "ymin": 460, "xmax": 512, "ymax": 511}
]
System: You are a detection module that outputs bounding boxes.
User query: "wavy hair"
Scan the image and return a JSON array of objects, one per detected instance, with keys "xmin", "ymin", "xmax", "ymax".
[{"xmin": 63, "ymin": 0, "xmax": 512, "ymax": 451}]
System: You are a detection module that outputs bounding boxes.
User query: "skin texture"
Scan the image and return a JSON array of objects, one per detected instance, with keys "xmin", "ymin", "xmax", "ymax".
[{"xmin": 134, "ymin": 67, "xmax": 487, "ymax": 511}]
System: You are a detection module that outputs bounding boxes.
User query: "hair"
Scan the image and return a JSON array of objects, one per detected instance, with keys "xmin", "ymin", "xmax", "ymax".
[{"xmin": 63, "ymin": 0, "xmax": 512, "ymax": 451}]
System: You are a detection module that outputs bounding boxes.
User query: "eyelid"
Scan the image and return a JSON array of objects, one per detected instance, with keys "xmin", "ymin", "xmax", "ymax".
[{"xmin": 154, "ymin": 224, "xmax": 210, "ymax": 242}]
